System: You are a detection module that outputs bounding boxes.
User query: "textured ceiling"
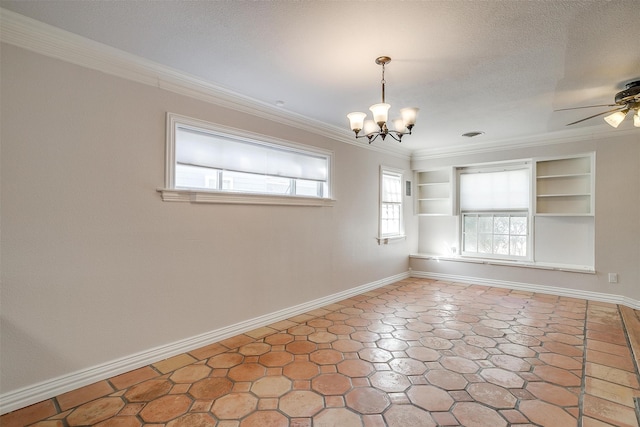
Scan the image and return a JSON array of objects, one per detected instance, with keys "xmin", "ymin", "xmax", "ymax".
[{"xmin": 2, "ymin": 0, "xmax": 639, "ymax": 152}]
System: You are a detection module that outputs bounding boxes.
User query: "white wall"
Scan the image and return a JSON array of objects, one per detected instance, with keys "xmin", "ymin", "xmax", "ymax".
[
  {"xmin": 411, "ymin": 132, "xmax": 640, "ymax": 302},
  {"xmin": 0, "ymin": 44, "xmax": 417, "ymax": 397}
]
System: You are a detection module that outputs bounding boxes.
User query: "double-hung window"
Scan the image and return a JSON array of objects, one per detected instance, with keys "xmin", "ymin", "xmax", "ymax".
[
  {"xmin": 458, "ymin": 165, "xmax": 531, "ymax": 260},
  {"xmin": 161, "ymin": 113, "xmax": 333, "ymax": 206},
  {"xmin": 380, "ymin": 167, "xmax": 404, "ymax": 239}
]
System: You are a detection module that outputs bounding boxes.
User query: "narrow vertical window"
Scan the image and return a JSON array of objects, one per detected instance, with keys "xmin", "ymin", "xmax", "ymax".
[{"xmin": 380, "ymin": 167, "xmax": 404, "ymax": 238}]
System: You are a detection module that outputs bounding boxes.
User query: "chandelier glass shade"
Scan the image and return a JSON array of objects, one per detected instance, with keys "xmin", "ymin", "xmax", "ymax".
[{"xmin": 347, "ymin": 57, "xmax": 419, "ymax": 143}]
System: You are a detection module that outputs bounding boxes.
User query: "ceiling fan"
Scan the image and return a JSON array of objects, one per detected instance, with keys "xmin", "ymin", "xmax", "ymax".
[{"xmin": 557, "ymin": 80, "xmax": 640, "ymax": 128}]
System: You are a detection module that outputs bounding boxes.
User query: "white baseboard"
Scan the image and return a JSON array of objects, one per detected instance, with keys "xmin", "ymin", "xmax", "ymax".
[
  {"xmin": 410, "ymin": 270, "xmax": 640, "ymax": 309},
  {"xmin": 0, "ymin": 271, "xmax": 410, "ymax": 415}
]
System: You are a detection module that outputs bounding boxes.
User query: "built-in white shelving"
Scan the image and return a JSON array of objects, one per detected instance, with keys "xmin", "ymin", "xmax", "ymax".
[
  {"xmin": 534, "ymin": 154, "xmax": 594, "ymax": 216},
  {"xmin": 415, "ymin": 169, "xmax": 452, "ymax": 215}
]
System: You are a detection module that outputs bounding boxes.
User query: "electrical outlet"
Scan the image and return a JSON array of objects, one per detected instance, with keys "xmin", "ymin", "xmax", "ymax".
[{"xmin": 608, "ymin": 273, "xmax": 618, "ymax": 283}]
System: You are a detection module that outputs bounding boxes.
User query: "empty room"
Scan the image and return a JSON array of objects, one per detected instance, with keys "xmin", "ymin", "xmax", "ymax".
[{"xmin": 1, "ymin": 1, "xmax": 639, "ymax": 426}]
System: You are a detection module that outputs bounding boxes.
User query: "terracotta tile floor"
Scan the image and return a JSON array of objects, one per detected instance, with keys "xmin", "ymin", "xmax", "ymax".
[{"xmin": 3, "ymin": 278, "xmax": 640, "ymax": 426}]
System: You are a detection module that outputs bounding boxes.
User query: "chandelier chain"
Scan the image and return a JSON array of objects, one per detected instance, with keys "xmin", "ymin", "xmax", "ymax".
[{"xmin": 381, "ymin": 62, "xmax": 386, "ymax": 104}]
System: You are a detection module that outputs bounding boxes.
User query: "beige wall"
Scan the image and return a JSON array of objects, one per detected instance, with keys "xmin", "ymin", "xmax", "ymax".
[
  {"xmin": 411, "ymin": 132, "xmax": 640, "ymax": 301},
  {"xmin": 0, "ymin": 44, "xmax": 417, "ymax": 395}
]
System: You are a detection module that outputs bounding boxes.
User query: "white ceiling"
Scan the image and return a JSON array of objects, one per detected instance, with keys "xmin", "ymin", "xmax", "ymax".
[{"xmin": 2, "ymin": 0, "xmax": 639, "ymax": 153}]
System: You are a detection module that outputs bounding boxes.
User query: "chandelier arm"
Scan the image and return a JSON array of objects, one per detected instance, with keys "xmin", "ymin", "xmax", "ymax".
[
  {"xmin": 354, "ymin": 133, "xmax": 380, "ymax": 144},
  {"xmin": 387, "ymin": 132, "xmax": 403, "ymax": 142}
]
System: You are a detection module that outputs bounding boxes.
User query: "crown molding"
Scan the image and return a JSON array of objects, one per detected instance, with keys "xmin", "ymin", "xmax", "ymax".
[
  {"xmin": 0, "ymin": 8, "xmax": 411, "ymax": 161},
  {"xmin": 411, "ymin": 125, "xmax": 637, "ymax": 162}
]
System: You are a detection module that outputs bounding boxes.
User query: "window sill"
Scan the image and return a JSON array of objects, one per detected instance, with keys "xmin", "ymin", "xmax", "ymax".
[
  {"xmin": 377, "ymin": 235, "xmax": 406, "ymax": 245},
  {"xmin": 410, "ymin": 253, "xmax": 595, "ymax": 274},
  {"xmin": 158, "ymin": 188, "xmax": 336, "ymax": 207}
]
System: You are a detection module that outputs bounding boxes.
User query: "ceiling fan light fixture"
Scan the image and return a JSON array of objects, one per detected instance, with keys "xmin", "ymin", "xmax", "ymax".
[
  {"xmin": 560, "ymin": 80, "xmax": 640, "ymax": 127},
  {"xmin": 603, "ymin": 109, "xmax": 628, "ymax": 128},
  {"xmin": 347, "ymin": 57, "xmax": 419, "ymax": 144},
  {"xmin": 634, "ymin": 111, "xmax": 640, "ymax": 128}
]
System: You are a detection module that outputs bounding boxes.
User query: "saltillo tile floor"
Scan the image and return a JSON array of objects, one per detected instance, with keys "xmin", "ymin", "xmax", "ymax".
[{"xmin": 3, "ymin": 278, "xmax": 640, "ymax": 426}]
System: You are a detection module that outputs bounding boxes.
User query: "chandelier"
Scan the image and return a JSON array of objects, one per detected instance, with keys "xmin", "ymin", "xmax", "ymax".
[{"xmin": 347, "ymin": 56, "xmax": 419, "ymax": 143}]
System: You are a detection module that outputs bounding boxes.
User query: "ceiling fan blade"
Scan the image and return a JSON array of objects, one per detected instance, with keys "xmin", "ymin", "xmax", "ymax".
[
  {"xmin": 565, "ymin": 107, "xmax": 625, "ymax": 126},
  {"xmin": 555, "ymin": 104, "xmax": 618, "ymax": 111}
]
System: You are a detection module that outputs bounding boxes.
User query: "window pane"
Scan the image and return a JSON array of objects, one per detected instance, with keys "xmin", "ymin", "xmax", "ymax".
[
  {"xmin": 295, "ymin": 179, "xmax": 322, "ymax": 197},
  {"xmin": 176, "ymin": 164, "xmax": 218, "ymax": 189},
  {"xmin": 478, "ymin": 234, "xmax": 493, "ymax": 254},
  {"xmin": 266, "ymin": 176, "xmax": 291, "ymax": 194},
  {"xmin": 510, "ymin": 236, "xmax": 527, "ymax": 256},
  {"xmin": 381, "ymin": 203, "xmax": 401, "ymax": 235},
  {"xmin": 464, "ymin": 232, "xmax": 477, "ymax": 252},
  {"xmin": 494, "ymin": 216, "xmax": 509, "ymax": 234},
  {"xmin": 478, "ymin": 216, "xmax": 493, "ymax": 233},
  {"xmin": 223, "ymin": 171, "xmax": 291, "ymax": 194},
  {"xmin": 510, "ymin": 216, "xmax": 527, "ymax": 235},
  {"xmin": 464, "ymin": 215, "xmax": 477, "ymax": 233},
  {"xmin": 493, "ymin": 234, "xmax": 509, "ymax": 255},
  {"xmin": 382, "ymin": 174, "xmax": 402, "ymax": 203}
]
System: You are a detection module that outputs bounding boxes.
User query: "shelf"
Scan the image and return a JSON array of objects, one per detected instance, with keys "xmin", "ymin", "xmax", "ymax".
[
  {"xmin": 415, "ymin": 168, "xmax": 453, "ymax": 216},
  {"xmin": 537, "ymin": 173, "xmax": 590, "ymax": 179},
  {"xmin": 537, "ymin": 193, "xmax": 590, "ymax": 198},
  {"xmin": 535, "ymin": 194, "xmax": 591, "ymax": 215},
  {"xmin": 534, "ymin": 155, "xmax": 593, "ymax": 215},
  {"xmin": 536, "ymin": 156, "xmax": 591, "ymax": 176},
  {"xmin": 418, "ymin": 182, "xmax": 448, "ymax": 186}
]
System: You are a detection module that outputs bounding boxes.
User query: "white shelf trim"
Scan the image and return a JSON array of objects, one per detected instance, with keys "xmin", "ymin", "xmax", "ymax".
[{"xmin": 536, "ymin": 193, "xmax": 591, "ymax": 198}]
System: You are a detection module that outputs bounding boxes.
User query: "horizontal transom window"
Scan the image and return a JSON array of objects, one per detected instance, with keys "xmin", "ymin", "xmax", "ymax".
[{"xmin": 163, "ymin": 113, "xmax": 333, "ymax": 203}]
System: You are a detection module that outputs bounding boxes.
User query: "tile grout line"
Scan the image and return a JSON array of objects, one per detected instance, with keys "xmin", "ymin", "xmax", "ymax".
[
  {"xmin": 578, "ymin": 300, "xmax": 590, "ymax": 427},
  {"xmin": 619, "ymin": 306, "xmax": 640, "ymax": 376},
  {"xmin": 620, "ymin": 305, "xmax": 640, "ymax": 426}
]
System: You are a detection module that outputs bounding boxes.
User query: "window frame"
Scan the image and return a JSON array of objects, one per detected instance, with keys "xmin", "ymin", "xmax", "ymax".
[
  {"xmin": 159, "ymin": 113, "xmax": 335, "ymax": 206},
  {"xmin": 457, "ymin": 162, "xmax": 532, "ymax": 262},
  {"xmin": 379, "ymin": 166, "xmax": 406, "ymax": 242},
  {"xmin": 460, "ymin": 211, "xmax": 530, "ymax": 261}
]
